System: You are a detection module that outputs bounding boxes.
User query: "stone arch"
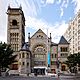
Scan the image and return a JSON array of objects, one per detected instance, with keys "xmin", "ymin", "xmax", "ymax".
[
  {"xmin": 61, "ymin": 64, "xmax": 67, "ymax": 71},
  {"xmin": 32, "ymin": 43, "xmax": 47, "ymax": 53},
  {"xmin": 12, "ymin": 19, "xmax": 17, "ymax": 26}
]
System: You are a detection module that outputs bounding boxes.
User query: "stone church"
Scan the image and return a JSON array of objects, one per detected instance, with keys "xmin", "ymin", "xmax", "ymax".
[{"xmin": 7, "ymin": 6, "xmax": 69, "ymax": 76}]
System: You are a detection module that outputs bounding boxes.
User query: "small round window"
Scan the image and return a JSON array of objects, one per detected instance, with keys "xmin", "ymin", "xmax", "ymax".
[{"xmin": 12, "ymin": 20, "xmax": 17, "ymax": 26}]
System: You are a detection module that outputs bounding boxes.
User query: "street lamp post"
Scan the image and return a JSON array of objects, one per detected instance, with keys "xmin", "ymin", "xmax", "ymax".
[
  {"xmin": 57, "ymin": 60, "xmax": 60, "ymax": 79},
  {"xmin": 77, "ymin": 64, "xmax": 78, "ymax": 74},
  {"xmin": 57, "ymin": 46, "xmax": 60, "ymax": 79}
]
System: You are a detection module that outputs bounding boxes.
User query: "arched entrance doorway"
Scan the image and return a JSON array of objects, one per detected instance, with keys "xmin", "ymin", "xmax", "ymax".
[
  {"xmin": 32, "ymin": 43, "xmax": 47, "ymax": 75},
  {"xmin": 61, "ymin": 64, "xmax": 66, "ymax": 71}
]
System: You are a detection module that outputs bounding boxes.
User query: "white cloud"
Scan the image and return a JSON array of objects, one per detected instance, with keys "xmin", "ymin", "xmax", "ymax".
[
  {"xmin": 62, "ymin": 0, "xmax": 69, "ymax": 8},
  {"xmin": 60, "ymin": 0, "xmax": 69, "ymax": 17},
  {"xmin": 52, "ymin": 21, "xmax": 68, "ymax": 43},
  {"xmin": 23, "ymin": 0, "xmax": 38, "ymax": 17},
  {"xmin": 60, "ymin": 8, "xmax": 64, "ymax": 17},
  {"xmin": 0, "ymin": 0, "xmax": 40, "ymax": 43},
  {"xmin": 25, "ymin": 16, "xmax": 52, "ymax": 30},
  {"xmin": 41, "ymin": 0, "xmax": 46, "ymax": 4},
  {"xmin": 25, "ymin": 16, "xmax": 68, "ymax": 43},
  {"xmin": 41, "ymin": 0, "xmax": 55, "ymax": 7},
  {"xmin": 0, "ymin": 0, "xmax": 68, "ymax": 43},
  {"xmin": 0, "ymin": 0, "xmax": 8, "ymax": 43},
  {"xmin": 0, "ymin": 0, "xmax": 20, "ymax": 43},
  {"xmin": 8, "ymin": 0, "xmax": 40, "ymax": 17},
  {"xmin": 8, "ymin": 0, "xmax": 18, "ymax": 7},
  {"xmin": 46, "ymin": 0, "xmax": 55, "ymax": 4},
  {"xmin": 72, "ymin": 0, "xmax": 80, "ymax": 14},
  {"xmin": 56, "ymin": 0, "xmax": 61, "ymax": 4}
]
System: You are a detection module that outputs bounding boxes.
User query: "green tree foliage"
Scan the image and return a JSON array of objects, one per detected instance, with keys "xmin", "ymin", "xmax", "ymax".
[
  {"xmin": 0, "ymin": 42, "xmax": 17, "ymax": 73},
  {"xmin": 65, "ymin": 53, "xmax": 80, "ymax": 73}
]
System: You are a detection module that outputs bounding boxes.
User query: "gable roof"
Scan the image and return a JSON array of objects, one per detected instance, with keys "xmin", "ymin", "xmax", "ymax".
[
  {"xmin": 31, "ymin": 29, "xmax": 47, "ymax": 38},
  {"xmin": 37, "ymin": 29, "xmax": 43, "ymax": 33},
  {"xmin": 59, "ymin": 36, "xmax": 69, "ymax": 44}
]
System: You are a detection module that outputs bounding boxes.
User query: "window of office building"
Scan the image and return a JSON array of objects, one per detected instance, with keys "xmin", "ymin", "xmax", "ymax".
[
  {"xmin": 78, "ymin": 30, "xmax": 80, "ymax": 34},
  {"xmin": 78, "ymin": 36, "xmax": 80, "ymax": 40},
  {"xmin": 78, "ymin": 46, "xmax": 80, "ymax": 50},
  {"xmin": 78, "ymin": 19, "xmax": 80, "ymax": 24},
  {"xmin": 78, "ymin": 13, "xmax": 80, "ymax": 18},
  {"xmin": 78, "ymin": 41, "xmax": 80, "ymax": 45},
  {"xmin": 78, "ymin": 25, "xmax": 80, "ymax": 29}
]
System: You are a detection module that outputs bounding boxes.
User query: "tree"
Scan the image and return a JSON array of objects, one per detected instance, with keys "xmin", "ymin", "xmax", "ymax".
[
  {"xmin": 65, "ymin": 53, "xmax": 80, "ymax": 73},
  {"xmin": 76, "ymin": 53, "xmax": 80, "ymax": 65},
  {"xmin": 0, "ymin": 42, "xmax": 17, "ymax": 75}
]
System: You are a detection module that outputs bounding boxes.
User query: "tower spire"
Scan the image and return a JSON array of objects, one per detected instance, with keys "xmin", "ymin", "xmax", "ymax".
[
  {"xmin": 19, "ymin": 4, "xmax": 22, "ymax": 10},
  {"xmin": 50, "ymin": 33, "xmax": 52, "ymax": 42}
]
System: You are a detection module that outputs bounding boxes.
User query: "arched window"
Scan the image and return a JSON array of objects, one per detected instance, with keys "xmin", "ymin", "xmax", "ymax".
[
  {"xmin": 27, "ymin": 53, "xmax": 29, "ymax": 58},
  {"xmin": 12, "ymin": 20, "xmax": 17, "ymax": 26},
  {"xmin": 19, "ymin": 53, "xmax": 21, "ymax": 58}
]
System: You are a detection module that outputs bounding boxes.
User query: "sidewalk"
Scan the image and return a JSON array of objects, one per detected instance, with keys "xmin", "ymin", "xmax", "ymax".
[{"xmin": 59, "ymin": 73, "xmax": 80, "ymax": 80}]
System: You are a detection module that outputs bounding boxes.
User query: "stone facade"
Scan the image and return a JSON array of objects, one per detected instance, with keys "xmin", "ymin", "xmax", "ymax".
[
  {"xmin": 58, "ymin": 36, "xmax": 69, "ymax": 71},
  {"xmin": 7, "ymin": 6, "xmax": 26, "ymax": 75},
  {"xmin": 29, "ymin": 29, "xmax": 51, "ymax": 67},
  {"xmin": 7, "ymin": 6, "xmax": 25, "ymax": 51},
  {"xmin": 7, "ymin": 6, "xmax": 69, "ymax": 75},
  {"xmin": 19, "ymin": 43, "xmax": 31, "ymax": 76}
]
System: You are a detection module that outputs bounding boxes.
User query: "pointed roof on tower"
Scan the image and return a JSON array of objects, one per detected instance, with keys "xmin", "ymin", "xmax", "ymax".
[{"xmin": 59, "ymin": 36, "xmax": 69, "ymax": 44}]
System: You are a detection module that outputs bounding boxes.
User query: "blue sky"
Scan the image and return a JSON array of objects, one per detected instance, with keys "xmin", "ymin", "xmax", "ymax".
[{"xmin": 0, "ymin": 0, "xmax": 80, "ymax": 43}]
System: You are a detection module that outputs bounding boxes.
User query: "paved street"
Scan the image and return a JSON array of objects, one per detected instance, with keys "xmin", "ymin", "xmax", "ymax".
[
  {"xmin": 0, "ymin": 76, "xmax": 57, "ymax": 80},
  {"xmin": 0, "ymin": 76, "xmax": 80, "ymax": 80}
]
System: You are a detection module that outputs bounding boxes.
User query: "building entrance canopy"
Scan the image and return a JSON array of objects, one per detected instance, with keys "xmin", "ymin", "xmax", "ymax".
[{"xmin": 34, "ymin": 66, "xmax": 47, "ymax": 75}]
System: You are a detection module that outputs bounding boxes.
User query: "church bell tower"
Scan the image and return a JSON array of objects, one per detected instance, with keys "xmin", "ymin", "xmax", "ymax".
[
  {"xmin": 7, "ymin": 6, "xmax": 25, "ymax": 70},
  {"xmin": 7, "ymin": 6, "xmax": 25, "ymax": 51}
]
